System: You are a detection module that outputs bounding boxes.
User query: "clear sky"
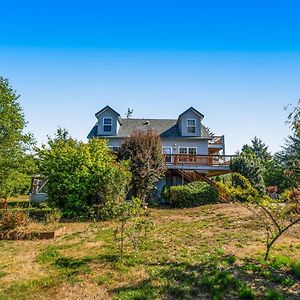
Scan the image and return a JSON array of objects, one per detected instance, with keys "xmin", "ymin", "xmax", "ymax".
[{"xmin": 1, "ymin": 0, "xmax": 300, "ymax": 154}]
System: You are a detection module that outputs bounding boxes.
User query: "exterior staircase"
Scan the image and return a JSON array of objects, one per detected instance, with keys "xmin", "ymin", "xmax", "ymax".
[{"xmin": 175, "ymin": 169, "xmax": 230, "ymax": 203}]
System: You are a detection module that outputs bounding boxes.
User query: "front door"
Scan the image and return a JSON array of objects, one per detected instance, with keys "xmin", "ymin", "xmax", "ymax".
[{"xmin": 162, "ymin": 147, "xmax": 172, "ymax": 163}]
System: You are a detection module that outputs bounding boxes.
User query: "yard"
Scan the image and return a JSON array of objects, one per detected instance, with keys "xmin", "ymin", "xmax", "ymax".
[{"xmin": 0, "ymin": 203, "xmax": 300, "ymax": 299}]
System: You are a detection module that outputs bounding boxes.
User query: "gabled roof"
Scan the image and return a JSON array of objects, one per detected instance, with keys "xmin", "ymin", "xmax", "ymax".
[
  {"xmin": 95, "ymin": 105, "xmax": 123, "ymax": 124},
  {"xmin": 118, "ymin": 119, "xmax": 180, "ymax": 138},
  {"xmin": 95, "ymin": 105, "xmax": 119, "ymax": 117},
  {"xmin": 87, "ymin": 118, "xmax": 211, "ymax": 139},
  {"xmin": 177, "ymin": 107, "xmax": 204, "ymax": 122},
  {"xmin": 87, "ymin": 124, "xmax": 98, "ymax": 139}
]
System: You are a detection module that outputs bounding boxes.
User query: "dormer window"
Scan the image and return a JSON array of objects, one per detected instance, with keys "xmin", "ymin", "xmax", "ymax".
[
  {"xmin": 103, "ymin": 117, "xmax": 112, "ymax": 132},
  {"xmin": 187, "ymin": 119, "xmax": 196, "ymax": 133}
]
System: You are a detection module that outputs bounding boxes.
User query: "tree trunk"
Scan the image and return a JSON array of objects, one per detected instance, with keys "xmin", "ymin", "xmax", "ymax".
[{"xmin": 264, "ymin": 245, "xmax": 271, "ymax": 261}]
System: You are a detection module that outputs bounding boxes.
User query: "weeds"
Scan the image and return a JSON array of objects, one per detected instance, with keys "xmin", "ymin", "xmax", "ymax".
[
  {"xmin": 265, "ymin": 289, "xmax": 284, "ymax": 300},
  {"xmin": 1, "ymin": 204, "xmax": 299, "ymax": 299},
  {"xmin": 290, "ymin": 261, "xmax": 300, "ymax": 278}
]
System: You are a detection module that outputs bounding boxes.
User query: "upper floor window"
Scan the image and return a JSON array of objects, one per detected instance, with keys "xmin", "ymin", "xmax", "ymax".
[
  {"xmin": 103, "ymin": 117, "xmax": 112, "ymax": 132},
  {"xmin": 187, "ymin": 119, "xmax": 196, "ymax": 133}
]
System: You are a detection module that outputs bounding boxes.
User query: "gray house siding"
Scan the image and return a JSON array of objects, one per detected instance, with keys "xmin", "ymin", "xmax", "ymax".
[
  {"xmin": 97, "ymin": 109, "xmax": 119, "ymax": 136},
  {"xmin": 105, "ymin": 137, "xmax": 209, "ymax": 155},
  {"xmin": 161, "ymin": 139, "xmax": 208, "ymax": 155},
  {"xmin": 178, "ymin": 110, "xmax": 202, "ymax": 137}
]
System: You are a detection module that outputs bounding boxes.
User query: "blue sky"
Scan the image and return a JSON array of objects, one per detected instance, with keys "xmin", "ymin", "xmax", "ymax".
[{"xmin": 1, "ymin": 0, "xmax": 300, "ymax": 153}]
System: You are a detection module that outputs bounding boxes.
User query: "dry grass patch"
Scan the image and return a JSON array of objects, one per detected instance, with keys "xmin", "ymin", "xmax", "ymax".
[{"xmin": 0, "ymin": 203, "xmax": 300, "ymax": 299}]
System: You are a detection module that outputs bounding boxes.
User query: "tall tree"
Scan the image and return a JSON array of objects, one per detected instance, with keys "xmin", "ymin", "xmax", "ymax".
[
  {"xmin": 241, "ymin": 137, "xmax": 276, "ymax": 190},
  {"xmin": 230, "ymin": 151, "xmax": 265, "ymax": 193},
  {"xmin": 0, "ymin": 77, "xmax": 35, "ymax": 199},
  {"xmin": 286, "ymin": 99, "xmax": 300, "ymax": 135},
  {"xmin": 248, "ymin": 136, "xmax": 272, "ymax": 161},
  {"xmin": 119, "ymin": 129, "xmax": 166, "ymax": 201},
  {"xmin": 275, "ymin": 100, "xmax": 300, "ymax": 185}
]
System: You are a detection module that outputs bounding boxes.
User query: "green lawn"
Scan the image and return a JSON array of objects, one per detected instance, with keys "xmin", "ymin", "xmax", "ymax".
[{"xmin": 0, "ymin": 203, "xmax": 299, "ymax": 299}]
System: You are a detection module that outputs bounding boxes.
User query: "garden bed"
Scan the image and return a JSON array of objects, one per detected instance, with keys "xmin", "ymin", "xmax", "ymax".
[
  {"xmin": 0, "ymin": 207, "xmax": 53, "ymax": 221},
  {"xmin": 0, "ymin": 225, "xmax": 65, "ymax": 240}
]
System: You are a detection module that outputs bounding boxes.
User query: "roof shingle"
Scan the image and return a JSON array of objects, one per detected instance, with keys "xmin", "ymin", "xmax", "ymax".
[{"xmin": 88, "ymin": 118, "xmax": 211, "ymax": 139}]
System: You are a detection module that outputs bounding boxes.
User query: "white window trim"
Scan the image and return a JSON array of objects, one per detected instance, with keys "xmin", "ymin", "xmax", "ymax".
[
  {"xmin": 103, "ymin": 117, "xmax": 112, "ymax": 132},
  {"xmin": 103, "ymin": 117, "xmax": 112, "ymax": 125},
  {"xmin": 179, "ymin": 147, "xmax": 188, "ymax": 154},
  {"xmin": 188, "ymin": 147, "xmax": 197, "ymax": 155},
  {"xmin": 162, "ymin": 147, "xmax": 172, "ymax": 164},
  {"xmin": 179, "ymin": 147, "xmax": 197, "ymax": 155},
  {"xmin": 162, "ymin": 146, "xmax": 172, "ymax": 154},
  {"xmin": 187, "ymin": 118, "xmax": 196, "ymax": 133}
]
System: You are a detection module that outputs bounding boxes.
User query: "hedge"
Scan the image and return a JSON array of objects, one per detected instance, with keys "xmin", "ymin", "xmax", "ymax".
[{"xmin": 168, "ymin": 181, "xmax": 219, "ymax": 208}]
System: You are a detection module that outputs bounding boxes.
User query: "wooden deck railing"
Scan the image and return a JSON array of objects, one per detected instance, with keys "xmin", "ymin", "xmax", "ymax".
[
  {"xmin": 165, "ymin": 154, "xmax": 235, "ymax": 166},
  {"xmin": 208, "ymin": 135, "xmax": 224, "ymax": 145}
]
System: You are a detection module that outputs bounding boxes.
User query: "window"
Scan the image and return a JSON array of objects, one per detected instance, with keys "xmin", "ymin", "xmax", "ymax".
[
  {"xmin": 162, "ymin": 147, "xmax": 172, "ymax": 163},
  {"xmin": 187, "ymin": 119, "xmax": 196, "ymax": 133},
  {"xmin": 103, "ymin": 117, "xmax": 112, "ymax": 132},
  {"xmin": 179, "ymin": 147, "xmax": 197, "ymax": 162},
  {"xmin": 179, "ymin": 147, "xmax": 188, "ymax": 154},
  {"xmin": 179, "ymin": 147, "xmax": 197, "ymax": 155},
  {"xmin": 188, "ymin": 147, "xmax": 197, "ymax": 155}
]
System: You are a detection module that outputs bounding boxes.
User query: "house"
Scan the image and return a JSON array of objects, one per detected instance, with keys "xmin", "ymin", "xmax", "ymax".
[{"xmin": 88, "ymin": 105, "xmax": 234, "ymax": 195}]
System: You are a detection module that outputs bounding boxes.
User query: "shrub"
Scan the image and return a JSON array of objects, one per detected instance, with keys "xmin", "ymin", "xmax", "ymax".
[
  {"xmin": 169, "ymin": 181, "xmax": 218, "ymax": 208},
  {"xmin": 161, "ymin": 185, "xmax": 170, "ymax": 202},
  {"xmin": 45, "ymin": 208, "xmax": 62, "ymax": 224},
  {"xmin": 216, "ymin": 173, "xmax": 258, "ymax": 202},
  {"xmin": 215, "ymin": 181, "xmax": 232, "ymax": 200},
  {"xmin": 0, "ymin": 208, "xmax": 53, "ymax": 222},
  {"xmin": 0, "ymin": 209, "xmax": 28, "ymax": 231},
  {"xmin": 37, "ymin": 134, "xmax": 131, "ymax": 219},
  {"xmin": 232, "ymin": 173, "xmax": 253, "ymax": 191},
  {"xmin": 280, "ymin": 188, "xmax": 300, "ymax": 203}
]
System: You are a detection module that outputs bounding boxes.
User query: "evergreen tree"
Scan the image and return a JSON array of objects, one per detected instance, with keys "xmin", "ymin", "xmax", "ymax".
[
  {"xmin": 242, "ymin": 136, "xmax": 272, "ymax": 162},
  {"xmin": 277, "ymin": 100, "xmax": 300, "ymax": 185},
  {"xmin": 265, "ymin": 101, "xmax": 300, "ymax": 190},
  {"xmin": 230, "ymin": 151, "xmax": 266, "ymax": 193},
  {"xmin": 250, "ymin": 136, "xmax": 272, "ymax": 161}
]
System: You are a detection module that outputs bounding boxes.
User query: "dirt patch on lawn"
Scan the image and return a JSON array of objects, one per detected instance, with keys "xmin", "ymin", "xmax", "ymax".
[
  {"xmin": 38, "ymin": 282, "xmax": 110, "ymax": 300},
  {"xmin": 0, "ymin": 241, "xmax": 48, "ymax": 286}
]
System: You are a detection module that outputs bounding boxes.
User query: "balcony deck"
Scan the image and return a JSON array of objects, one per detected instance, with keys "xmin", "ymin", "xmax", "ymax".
[
  {"xmin": 208, "ymin": 136, "xmax": 225, "ymax": 148},
  {"xmin": 165, "ymin": 154, "xmax": 235, "ymax": 175}
]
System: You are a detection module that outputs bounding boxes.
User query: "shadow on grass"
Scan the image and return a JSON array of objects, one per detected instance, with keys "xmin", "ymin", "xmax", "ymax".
[{"xmin": 111, "ymin": 255, "xmax": 300, "ymax": 300}]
